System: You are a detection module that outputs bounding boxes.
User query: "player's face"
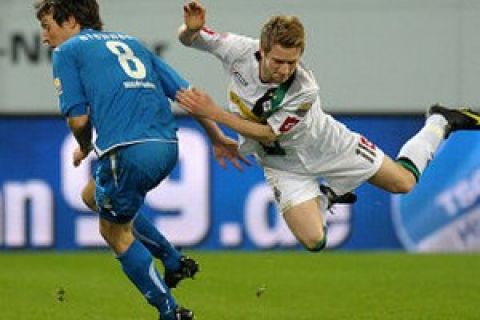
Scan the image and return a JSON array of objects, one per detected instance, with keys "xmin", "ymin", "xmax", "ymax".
[
  {"xmin": 39, "ymin": 14, "xmax": 80, "ymax": 48},
  {"xmin": 260, "ymin": 44, "xmax": 302, "ymax": 84}
]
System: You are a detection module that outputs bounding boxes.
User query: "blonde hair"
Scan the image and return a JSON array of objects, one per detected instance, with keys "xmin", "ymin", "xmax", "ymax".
[{"xmin": 260, "ymin": 15, "xmax": 305, "ymax": 54}]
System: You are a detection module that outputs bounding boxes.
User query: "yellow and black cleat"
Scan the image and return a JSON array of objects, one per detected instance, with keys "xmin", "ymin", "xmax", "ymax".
[{"xmin": 428, "ymin": 104, "xmax": 480, "ymax": 138}]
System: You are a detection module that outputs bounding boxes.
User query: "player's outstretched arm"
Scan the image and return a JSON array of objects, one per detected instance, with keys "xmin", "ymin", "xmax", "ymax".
[
  {"xmin": 195, "ymin": 118, "xmax": 252, "ymax": 171},
  {"xmin": 178, "ymin": 1, "xmax": 206, "ymax": 46},
  {"xmin": 176, "ymin": 88, "xmax": 277, "ymax": 144},
  {"xmin": 67, "ymin": 115, "xmax": 93, "ymax": 167}
]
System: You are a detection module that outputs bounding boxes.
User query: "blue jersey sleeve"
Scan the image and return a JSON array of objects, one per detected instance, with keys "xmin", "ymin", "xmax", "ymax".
[
  {"xmin": 150, "ymin": 53, "xmax": 189, "ymax": 100},
  {"xmin": 52, "ymin": 47, "xmax": 89, "ymax": 117}
]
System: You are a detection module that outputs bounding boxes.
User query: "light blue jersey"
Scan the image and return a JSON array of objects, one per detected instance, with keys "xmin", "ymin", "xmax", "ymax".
[{"xmin": 52, "ymin": 28, "xmax": 188, "ymax": 156}]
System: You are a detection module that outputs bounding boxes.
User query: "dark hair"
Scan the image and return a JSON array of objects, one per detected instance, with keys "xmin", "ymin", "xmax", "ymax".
[
  {"xmin": 34, "ymin": 0, "xmax": 103, "ymax": 31},
  {"xmin": 260, "ymin": 15, "xmax": 305, "ymax": 54}
]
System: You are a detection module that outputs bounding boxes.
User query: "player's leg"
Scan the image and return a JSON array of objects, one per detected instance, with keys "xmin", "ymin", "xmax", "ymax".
[
  {"xmin": 96, "ymin": 142, "xmax": 193, "ymax": 320},
  {"xmin": 370, "ymin": 104, "xmax": 480, "ymax": 193},
  {"xmin": 130, "ymin": 141, "xmax": 195, "ymax": 318},
  {"xmin": 133, "ymin": 213, "xmax": 198, "ymax": 289},
  {"xmin": 82, "ymin": 176, "xmax": 197, "ymax": 289},
  {"xmin": 275, "ymin": 131, "xmax": 384, "ymax": 249},
  {"xmin": 264, "ymin": 167, "xmax": 329, "ymax": 252},
  {"xmin": 98, "ymin": 218, "xmax": 179, "ymax": 319},
  {"xmin": 81, "ymin": 178, "xmax": 97, "ymax": 211},
  {"xmin": 368, "ymin": 106, "xmax": 447, "ymax": 193},
  {"xmin": 283, "ymin": 197, "xmax": 328, "ymax": 251},
  {"xmin": 368, "ymin": 155, "xmax": 416, "ymax": 193},
  {"xmin": 393, "ymin": 105, "xmax": 450, "ymax": 184}
]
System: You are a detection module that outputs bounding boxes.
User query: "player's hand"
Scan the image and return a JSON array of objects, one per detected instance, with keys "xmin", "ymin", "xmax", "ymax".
[
  {"xmin": 176, "ymin": 87, "xmax": 221, "ymax": 120},
  {"xmin": 183, "ymin": 1, "xmax": 206, "ymax": 32},
  {"xmin": 212, "ymin": 135, "xmax": 252, "ymax": 171},
  {"xmin": 73, "ymin": 147, "xmax": 90, "ymax": 167}
]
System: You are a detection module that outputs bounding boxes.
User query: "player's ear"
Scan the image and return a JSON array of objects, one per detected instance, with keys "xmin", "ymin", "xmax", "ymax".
[{"xmin": 65, "ymin": 15, "xmax": 79, "ymax": 30}]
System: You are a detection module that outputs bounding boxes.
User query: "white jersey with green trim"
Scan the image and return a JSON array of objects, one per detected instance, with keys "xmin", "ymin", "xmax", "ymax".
[{"xmin": 190, "ymin": 28, "xmax": 372, "ymax": 176}]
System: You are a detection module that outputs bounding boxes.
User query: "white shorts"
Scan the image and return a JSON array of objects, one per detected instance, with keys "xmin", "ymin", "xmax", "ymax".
[
  {"xmin": 263, "ymin": 135, "xmax": 384, "ymax": 213},
  {"xmin": 264, "ymin": 167, "xmax": 329, "ymax": 214}
]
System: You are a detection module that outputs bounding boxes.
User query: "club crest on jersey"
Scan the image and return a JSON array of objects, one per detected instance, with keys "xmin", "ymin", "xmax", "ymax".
[
  {"xmin": 54, "ymin": 78, "xmax": 63, "ymax": 96},
  {"xmin": 261, "ymin": 99, "xmax": 273, "ymax": 113},
  {"xmin": 250, "ymin": 89, "xmax": 278, "ymax": 122}
]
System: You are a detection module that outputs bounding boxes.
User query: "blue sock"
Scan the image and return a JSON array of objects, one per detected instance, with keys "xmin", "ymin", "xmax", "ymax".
[
  {"xmin": 133, "ymin": 213, "xmax": 181, "ymax": 272},
  {"xmin": 117, "ymin": 240, "xmax": 176, "ymax": 318}
]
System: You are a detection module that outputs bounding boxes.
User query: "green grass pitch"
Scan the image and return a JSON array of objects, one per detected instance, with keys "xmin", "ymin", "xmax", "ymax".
[{"xmin": 0, "ymin": 251, "xmax": 478, "ymax": 320}]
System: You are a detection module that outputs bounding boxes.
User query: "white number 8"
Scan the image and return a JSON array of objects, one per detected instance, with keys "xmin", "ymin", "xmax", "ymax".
[{"xmin": 106, "ymin": 41, "xmax": 146, "ymax": 79}]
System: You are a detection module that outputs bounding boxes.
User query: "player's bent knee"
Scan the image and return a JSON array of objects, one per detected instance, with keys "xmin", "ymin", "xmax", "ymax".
[
  {"xmin": 305, "ymin": 236, "xmax": 327, "ymax": 252},
  {"xmin": 81, "ymin": 190, "xmax": 96, "ymax": 211},
  {"xmin": 99, "ymin": 219, "xmax": 114, "ymax": 241},
  {"xmin": 81, "ymin": 184, "xmax": 97, "ymax": 211},
  {"xmin": 300, "ymin": 226, "xmax": 328, "ymax": 252},
  {"xmin": 303, "ymin": 231, "xmax": 327, "ymax": 252},
  {"xmin": 99, "ymin": 219, "xmax": 135, "ymax": 254},
  {"xmin": 392, "ymin": 178, "xmax": 416, "ymax": 194}
]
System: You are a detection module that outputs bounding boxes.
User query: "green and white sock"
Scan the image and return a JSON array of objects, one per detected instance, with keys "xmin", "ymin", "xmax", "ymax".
[{"xmin": 397, "ymin": 114, "xmax": 448, "ymax": 176}]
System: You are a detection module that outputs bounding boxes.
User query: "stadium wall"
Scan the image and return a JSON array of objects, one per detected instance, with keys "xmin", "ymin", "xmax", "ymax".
[
  {"xmin": 1, "ymin": 0, "xmax": 480, "ymax": 114},
  {"xmin": 1, "ymin": 116, "xmax": 479, "ymax": 252}
]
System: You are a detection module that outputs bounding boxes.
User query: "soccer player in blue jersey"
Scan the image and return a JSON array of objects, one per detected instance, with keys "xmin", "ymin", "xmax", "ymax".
[{"xmin": 34, "ymin": 1, "xmax": 248, "ymax": 319}]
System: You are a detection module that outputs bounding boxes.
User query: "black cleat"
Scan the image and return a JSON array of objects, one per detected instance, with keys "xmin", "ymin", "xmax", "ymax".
[
  {"xmin": 159, "ymin": 306, "xmax": 195, "ymax": 320},
  {"xmin": 164, "ymin": 256, "xmax": 199, "ymax": 289},
  {"xmin": 175, "ymin": 306, "xmax": 195, "ymax": 320},
  {"xmin": 428, "ymin": 104, "xmax": 480, "ymax": 137},
  {"xmin": 320, "ymin": 185, "xmax": 357, "ymax": 210}
]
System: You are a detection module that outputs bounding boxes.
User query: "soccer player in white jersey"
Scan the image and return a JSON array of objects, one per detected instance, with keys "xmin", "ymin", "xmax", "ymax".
[{"xmin": 176, "ymin": 1, "xmax": 480, "ymax": 252}]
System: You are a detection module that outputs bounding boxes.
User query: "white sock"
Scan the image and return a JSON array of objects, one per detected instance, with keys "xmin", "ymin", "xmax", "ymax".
[{"xmin": 397, "ymin": 114, "xmax": 448, "ymax": 174}]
